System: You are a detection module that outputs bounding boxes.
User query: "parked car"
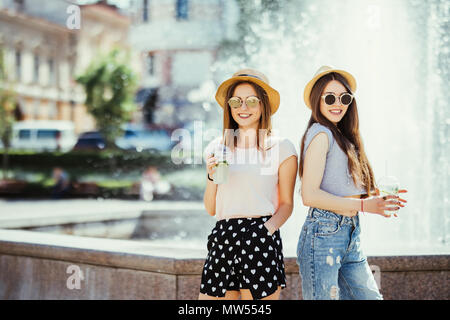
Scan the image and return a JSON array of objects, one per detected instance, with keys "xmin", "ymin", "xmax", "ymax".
[
  {"xmin": 72, "ymin": 131, "xmax": 106, "ymax": 151},
  {"xmin": 11, "ymin": 120, "xmax": 77, "ymax": 152},
  {"xmin": 115, "ymin": 126, "xmax": 174, "ymax": 152}
]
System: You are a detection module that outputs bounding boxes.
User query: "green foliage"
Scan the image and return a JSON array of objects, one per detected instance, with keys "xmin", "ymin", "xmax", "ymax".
[
  {"xmin": 0, "ymin": 149, "xmax": 192, "ymax": 173},
  {"xmin": 0, "ymin": 47, "xmax": 16, "ymax": 145},
  {"xmin": 0, "ymin": 46, "xmax": 17, "ymax": 179},
  {"xmin": 0, "ymin": 151, "xmax": 204, "ymax": 199},
  {"xmin": 76, "ymin": 48, "xmax": 138, "ymax": 148}
]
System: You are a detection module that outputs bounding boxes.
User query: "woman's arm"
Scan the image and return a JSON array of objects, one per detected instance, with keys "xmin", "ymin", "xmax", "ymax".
[
  {"xmin": 264, "ymin": 155, "xmax": 298, "ymax": 235},
  {"xmin": 301, "ymin": 132, "xmax": 359, "ymax": 215},
  {"xmin": 203, "ymin": 153, "xmax": 218, "ymax": 216},
  {"xmin": 301, "ymin": 133, "xmax": 399, "ymax": 217}
]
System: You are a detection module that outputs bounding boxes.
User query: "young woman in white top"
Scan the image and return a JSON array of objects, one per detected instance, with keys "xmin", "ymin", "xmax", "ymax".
[{"xmin": 198, "ymin": 69, "xmax": 298, "ymax": 300}]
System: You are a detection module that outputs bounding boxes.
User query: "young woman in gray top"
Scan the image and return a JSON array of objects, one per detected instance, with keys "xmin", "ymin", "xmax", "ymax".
[{"xmin": 296, "ymin": 66, "xmax": 408, "ymax": 300}]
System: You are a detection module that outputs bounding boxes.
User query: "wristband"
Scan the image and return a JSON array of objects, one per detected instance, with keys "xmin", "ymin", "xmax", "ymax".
[{"xmin": 207, "ymin": 174, "xmax": 213, "ymax": 181}]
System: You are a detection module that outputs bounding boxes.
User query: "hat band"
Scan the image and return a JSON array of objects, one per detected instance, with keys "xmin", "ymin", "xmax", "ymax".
[{"xmin": 237, "ymin": 74, "xmax": 264, "ymax": 81}]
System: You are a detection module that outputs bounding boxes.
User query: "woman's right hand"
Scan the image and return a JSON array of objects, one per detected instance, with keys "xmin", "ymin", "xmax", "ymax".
[
  {"xmin": 363, "ymin": 193, "xmax": 401, "ymax": 217},
  {"xmin": 206, "ymin": 153, "xmax": 217, "ymax": 178}
]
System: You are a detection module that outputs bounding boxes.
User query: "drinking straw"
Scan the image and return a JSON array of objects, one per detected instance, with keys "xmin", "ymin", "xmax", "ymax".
[{"xmin": 385, "ymin": 160, "xmax": 388, "ymax": 177}]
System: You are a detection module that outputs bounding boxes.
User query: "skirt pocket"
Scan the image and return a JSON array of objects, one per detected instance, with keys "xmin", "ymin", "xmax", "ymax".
[{"xmin": 207, "ymin": 225, "xmax": 220, "ymax": 251}]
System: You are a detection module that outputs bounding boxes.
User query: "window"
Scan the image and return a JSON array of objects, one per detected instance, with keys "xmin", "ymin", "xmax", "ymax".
[
  {"xmin": 33, "ymin": 54, "xmax": 40, "ymax": 83},
  {"xmin": 14, "ymin": 0, "xmax": 25, "ymax": 12},
  {"xmin": 15, "ymin": 50, "xmax": 22, "ymax": 82},
  {"xmin": 48, "ymin": 58, "xmax": 56, "ymax": 86},
  {"xmin": 48, "ymin": 101, "xmax": 57, "ymax": 119},
  {"xmin": 176, "ymin": 0, "xmax": 188, "ymax": 20},
  {"xmin": 37, "ymin": 130, "xmax": 58, "ymax": 139},
  {"xmin": 33, "ymin": 99, "xmax": 40, "ymax": 119},
  {"xmin": 18, "ymin": 130, "xmax": 31, "ymax": 140},
  {"xmin": 125, "ymin": 130, "xmax": 138, "ymax": 138},
  {"xmin": 146, "ymin": 53, "xmax": 155, "ymax": 76},
  {"xmin": 143, "ymin": 0, "xmax": 149, "ymax": 22}
]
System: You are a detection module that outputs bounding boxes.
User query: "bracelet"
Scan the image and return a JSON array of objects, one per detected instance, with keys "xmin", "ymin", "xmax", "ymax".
[{"xmin": 207, "ymin": 174, "xmax": 213, "ymax": 181}]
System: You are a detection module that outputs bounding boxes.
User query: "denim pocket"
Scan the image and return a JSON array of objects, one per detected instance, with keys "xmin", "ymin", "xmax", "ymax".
[
  {"xmin": 315, "ymin": 219, "xmax": 340, "ymax": 236},
  {"xmin": 296, "ymin": 226, "xmax": 307, "ymax": 259},
  {"xmin": 297, "ymin": 218, "xmax": 315, "ymax": 258}
]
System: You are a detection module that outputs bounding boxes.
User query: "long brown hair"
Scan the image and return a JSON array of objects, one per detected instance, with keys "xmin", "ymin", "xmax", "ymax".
[
  {"xmin": 299, "ymin": 72, "xmax": 376, "ymax": 196},
  {"xmin": 222, "ymin": 81, "xmax": 273, "ymax": 155}
]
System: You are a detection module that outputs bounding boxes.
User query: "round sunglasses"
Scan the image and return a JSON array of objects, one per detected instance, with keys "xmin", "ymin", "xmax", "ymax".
[
  {"xmin": 321, "ymin": 93, "xmax": 354, "ymax": 106},
  {"xmin": 227, "ymin": 96, "xmax": 261, "ymax": 109}
]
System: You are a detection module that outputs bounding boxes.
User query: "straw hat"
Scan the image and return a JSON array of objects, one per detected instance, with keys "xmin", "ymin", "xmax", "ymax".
[
  {"xmin": 303, "ymin": 66, "xmax": 357, "ymax": 109},
  {"xmin": 215, "ymin": 68, "xmax": 280, "ymax": 115}
]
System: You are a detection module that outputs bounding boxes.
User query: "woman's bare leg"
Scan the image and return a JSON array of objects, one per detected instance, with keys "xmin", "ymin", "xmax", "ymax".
[{"xmin": 198, "ymin": 290, "xmax": 240, "ymax": 300}]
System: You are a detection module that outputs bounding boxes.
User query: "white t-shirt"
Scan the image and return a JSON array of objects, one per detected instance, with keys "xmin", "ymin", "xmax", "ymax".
[{"xmin": 204, "ymin": 136, "xmax": 298, "ymax": 220}]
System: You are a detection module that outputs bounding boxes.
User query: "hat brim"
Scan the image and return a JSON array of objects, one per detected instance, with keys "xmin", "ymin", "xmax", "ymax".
[
  {"xmin": 215, "ymin": 76, "xmax": 280, "ymax": 115},
  {"xmin": 303, "ymin": 69, "xmax": 357, "ymax": 109}
]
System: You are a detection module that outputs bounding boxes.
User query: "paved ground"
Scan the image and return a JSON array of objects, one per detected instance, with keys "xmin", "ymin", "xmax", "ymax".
[
  {"xmin": 0, "ymin": 198, "xmax": 204, "ymax": 227},
  {"xmin": 0, "ymin": 198, "xmax": 203, "ymax": 214}
]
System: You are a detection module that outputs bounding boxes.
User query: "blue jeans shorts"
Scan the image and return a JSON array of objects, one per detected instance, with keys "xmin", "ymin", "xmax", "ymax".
[{"xmin": 296, "ymin": 207, "xmax": 382, "ymax": 300}]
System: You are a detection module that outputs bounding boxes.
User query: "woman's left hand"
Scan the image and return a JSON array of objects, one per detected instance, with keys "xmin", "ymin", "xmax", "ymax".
[{"xmin": 375, "ymin": 188, "xmax": 408, "ymax": 217}]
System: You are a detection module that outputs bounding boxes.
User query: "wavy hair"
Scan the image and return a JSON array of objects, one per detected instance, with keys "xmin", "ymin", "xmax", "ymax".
[{"xmin": 299, "ymin": 73, "xmax": 376, "ymax": 196}]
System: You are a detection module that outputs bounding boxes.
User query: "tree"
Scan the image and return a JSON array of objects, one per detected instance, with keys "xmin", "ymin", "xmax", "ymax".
[
  {"xmin": 0, "ymin": 46, "xmax": 17, "ymax": 180},
  {"xmin": 76, "ymin": 48, "xmax": 138, "ymax": 149}
]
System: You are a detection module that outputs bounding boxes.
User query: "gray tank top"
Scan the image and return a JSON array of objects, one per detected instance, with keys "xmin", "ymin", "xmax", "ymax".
[{"xmin": 302, "ymin": 123, "xmax": 366, "ymax": 197}]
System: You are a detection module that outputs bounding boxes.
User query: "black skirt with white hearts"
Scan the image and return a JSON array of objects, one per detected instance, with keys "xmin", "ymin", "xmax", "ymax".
[{"xmin": 199, "ymin": 216, "xmax": 286, "ymax": 299}]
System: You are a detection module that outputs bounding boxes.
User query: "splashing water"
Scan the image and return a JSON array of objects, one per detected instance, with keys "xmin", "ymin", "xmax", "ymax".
[{"xmin": 213, "ymin": 0, "xmax": 449, "ymax": 256}]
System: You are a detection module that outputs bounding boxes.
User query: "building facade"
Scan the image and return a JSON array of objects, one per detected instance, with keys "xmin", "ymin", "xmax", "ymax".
[
  {"xmin": 0, "ymin": 0, "xmax": 138, "ymax": 134},
  {"xmin": 129, "ymin": 0, "xmax": 239, "ymax": 129}
]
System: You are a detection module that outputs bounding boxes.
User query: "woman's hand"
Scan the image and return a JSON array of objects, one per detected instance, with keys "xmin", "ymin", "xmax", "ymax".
[
  {"xmin": 391, "ymin": 189, "xmax": 408, "ymax": 215},
  {"xmin": 206, "ymin": 153, "xmax": 217, "ymax": 178},
  {"xmin": 363, "ymin": 188, "xmax": 408, "ymax": 218}
]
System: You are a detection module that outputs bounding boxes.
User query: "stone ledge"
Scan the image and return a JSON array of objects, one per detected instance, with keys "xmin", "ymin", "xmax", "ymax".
[
  {"xmin": 0, "ymin": 229, "xmax": 204, "ymax": 275},
  {"xmin": 0, "ymin": 254, "xmax": 177, "ymax": 300},
  {"xmin": 0, "ymin": 229, "xmax": 449, "ymax": 300}
]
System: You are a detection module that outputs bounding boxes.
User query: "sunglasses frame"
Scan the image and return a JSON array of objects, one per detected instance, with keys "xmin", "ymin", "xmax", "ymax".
[
  {"xmin": 321, "ymin": 93, "xmax": 354, "ymax": 106},
  {"xmin": 227, "ymin": 96, "xmax": 261, "ymax": 109}
]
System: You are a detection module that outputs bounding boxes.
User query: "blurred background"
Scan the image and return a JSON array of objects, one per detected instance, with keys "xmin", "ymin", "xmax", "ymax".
[{"xmin": 0, "ymin": 0, "xmax": 448, "ymax": 256}]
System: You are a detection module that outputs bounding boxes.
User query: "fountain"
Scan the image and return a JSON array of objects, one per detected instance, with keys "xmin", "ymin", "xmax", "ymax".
[{"xmin": 212, "ymin": 0, "xmax": 449, "ymax": 256}]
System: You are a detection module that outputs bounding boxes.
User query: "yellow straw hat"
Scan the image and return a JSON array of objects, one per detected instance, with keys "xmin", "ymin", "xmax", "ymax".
[
  {"xmin": 303, "ymin": 65, "xmax": 357, "ymax": 109},
  {"xmin": 215, "ymin": 68, "xmax": 280, "ymax": 115}
]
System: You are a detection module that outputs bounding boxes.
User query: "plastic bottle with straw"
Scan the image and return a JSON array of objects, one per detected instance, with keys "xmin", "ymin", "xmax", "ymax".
[
  {"xmin": 212, "ymin": 136, "xmax": 229, "ymax": 184},
  {"xmin": 377, "ymin": 160, "xmax": 400, "ymax": 216}
]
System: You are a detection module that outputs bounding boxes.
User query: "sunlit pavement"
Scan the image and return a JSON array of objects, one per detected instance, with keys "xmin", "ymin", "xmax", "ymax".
[{"xmin": 0, "ymin": 198, "xmax": 204, "ymax": 224}]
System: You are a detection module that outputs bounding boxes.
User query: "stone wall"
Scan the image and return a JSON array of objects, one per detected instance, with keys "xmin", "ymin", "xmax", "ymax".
[{"xmin": 0, "ymin": 229, "xmax": 448, "ymax": 300}]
